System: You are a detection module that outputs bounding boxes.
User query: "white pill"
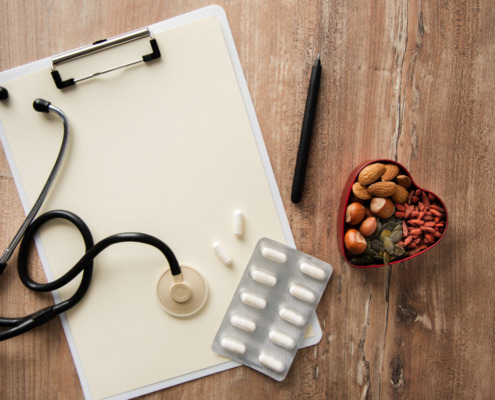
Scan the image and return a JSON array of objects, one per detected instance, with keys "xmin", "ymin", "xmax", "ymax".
[
  {"xmin": 300, "ymin": 262, "xmax": 326, "ymax": 280},
  {"xmin": 279, "ymin": 307, "xmax": 305, "ymax": 327},
  {"xmin": 269, "ymin": 329, "xmax": 296, "ymax": 350},
  {"xmin": 233, "ymin": 210, "xmax": 244, "ymax": 237},
  {"xmin": 289, "ymin": 284, "xmax": 316, "ymax": 303},
  {"xmin": 258, "ymin": 353, "xmax": 285, "ymax": 373},
  {"xmin": 220, "ymin": 337, "xmax": 246, "ymax": 354},
  {"xmin": 230, "ymin": 314, "xmax": 256, "ymax": 332},
  {"xmin": 250, "ymin": 269, "xmax": 277, "ymax": 286},
  {"xmin": 240, "ymin": 291, "xmax": 266, "ymax": 309},
  {"xmin": 261, "ymin": 246, "xmax": 287, "ymax": 263},
  {"xmin": 213, "ymin": 242, "xmax": 232, "ymax": 266}
]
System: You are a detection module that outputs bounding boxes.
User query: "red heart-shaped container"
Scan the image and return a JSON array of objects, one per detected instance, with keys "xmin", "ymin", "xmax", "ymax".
[{"xmin": 338, "ymin": 159, "xmax": 448, "ymax": 268}]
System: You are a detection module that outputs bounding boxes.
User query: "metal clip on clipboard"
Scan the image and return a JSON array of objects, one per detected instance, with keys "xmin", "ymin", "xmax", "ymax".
[{"xmin": 51, "ymin": 28, "xmax": 161, "ymax": 89}]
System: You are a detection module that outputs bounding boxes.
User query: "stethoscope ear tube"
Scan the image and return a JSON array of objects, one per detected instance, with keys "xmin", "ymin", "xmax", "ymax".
[{"xmin": 0, "ymin": 100, "xmax": 70, "ymax": 267}]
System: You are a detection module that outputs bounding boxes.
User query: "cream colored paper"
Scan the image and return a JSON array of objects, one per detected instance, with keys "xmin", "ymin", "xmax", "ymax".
[{"xmin": 0, "ymin": 7, "xmax": 320, "ymax": 400}]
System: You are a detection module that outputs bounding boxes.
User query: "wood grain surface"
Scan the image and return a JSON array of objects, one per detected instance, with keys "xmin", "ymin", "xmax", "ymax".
[{"xmin": 1, "ymin": 1, "xmax": 494, "ymax": 399}]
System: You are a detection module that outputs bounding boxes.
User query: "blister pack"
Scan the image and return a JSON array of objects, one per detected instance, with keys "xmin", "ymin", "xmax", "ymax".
[{"xmin": 212, "ymin": 237, "xmax": 333, "ymax": 380}]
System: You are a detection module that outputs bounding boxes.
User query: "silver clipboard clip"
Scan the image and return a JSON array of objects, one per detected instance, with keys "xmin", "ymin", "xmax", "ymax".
[{"xmin": 51, "ymin": 28, "xmax": 161, "ymax": 89}]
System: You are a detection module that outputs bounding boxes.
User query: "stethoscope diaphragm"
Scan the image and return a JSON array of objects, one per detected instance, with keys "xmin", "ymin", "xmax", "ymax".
[{"xmin": 156, "ymin": 265, "xmax": 208, "ymax": 317}]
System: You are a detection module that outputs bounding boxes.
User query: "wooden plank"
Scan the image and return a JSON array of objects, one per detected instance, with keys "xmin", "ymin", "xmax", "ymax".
[{"xmin": 0, "ymin": 0, "xmax": 494, "ymax": 399}]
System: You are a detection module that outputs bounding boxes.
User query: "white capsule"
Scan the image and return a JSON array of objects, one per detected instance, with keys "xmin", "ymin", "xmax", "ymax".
[
  {"xmin": 261, "ymin": 246, "xmax": 287, "ymax": 263},
  {"xmin": 258, "ymin": 353, "xmax": 285, "ymax": 373},
  {"xmin": 300, "ymin": 262, "xmax": 326, "ymax": 280},
  {"xmin": 213, "ymin": 241, "xmax": 232, "ymax": 266},
  {"xmin": 220, "ymin": 337, "xmax": 246, "ymax": 354},
  {"xmin": 279, "ymin": 307, "xmax": 305, "ymax": 327},
  {"xmin": 289, "ymin": 284, "xmax": 316, "ymax": 303},
  {"xmin": 240, "ymin": 291, "xmax": 266, "ymax": 309},
  {"xmin": 250, "ymin": 269, "xmax": 277, "ymax": 286},
  {"xmin": 233, "ymin": 210, "xmax": 244, "ymax": 237},
  {"xmin": 269, "ymin": 329, "xmax": 296, "ymax": 350},
  {"xmin": 230, "ymin": 314, "xmax": 256, "ymax": 332}
]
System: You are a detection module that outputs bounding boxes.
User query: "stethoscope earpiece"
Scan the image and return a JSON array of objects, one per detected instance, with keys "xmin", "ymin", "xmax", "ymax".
[
  {"xmin": 0, "ymin": 86, "xmax": 9, "ymax": 101},
  {"xmin": 33, "ymin": 98, "xmax": 51, "ymax": 113},
  {"xmin": 157, "ymin": 266, "xmax": 208, "ymax": 317}
]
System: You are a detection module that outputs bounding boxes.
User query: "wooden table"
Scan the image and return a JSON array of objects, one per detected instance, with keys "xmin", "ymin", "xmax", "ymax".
[{"xmin": 1, "ymin": 1, "xmax": 493, "ymax": 399}]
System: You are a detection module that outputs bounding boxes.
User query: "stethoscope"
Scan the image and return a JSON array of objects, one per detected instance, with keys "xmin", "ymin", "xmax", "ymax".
[{"xmin": 0, "ymin": 88, "xmax": 208, "ymax": 341}]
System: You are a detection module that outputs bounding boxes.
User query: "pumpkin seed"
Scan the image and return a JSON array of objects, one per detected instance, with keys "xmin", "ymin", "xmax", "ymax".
[
  {"xmin": 350, "ymin": 256, "xmax": 373, "ymax": 266},
  {"xmin": 380, "ymin": 229, "xmax": 392, "ymax": 241},
  {"xmin": 390, "ymin": 230, "xmax": 402, "ymax": 243},
  {"xmin": 393, "ymin": 245, "xmax": 406, "ymax": 257},
  {"xmin": 382, "ymin": 236, "xmax": 395, "ymax": 254},
  {"xmin": 370, "ymin": 239, "xmax": 385, "ymax": 252},
  {"xmin": 369, "ymin": 221, "xmax": 382, "ymax": 240},
  {"xmin": 383, "ymin": 251, "xmax": 391, "ymax": 265},
  {"xmin": 381, "ymin": 222, "xmax": 396, "ymax": 232},
  {"xmin": 364, "ymin": 248, "xmax": 378, "ymax": 257}
]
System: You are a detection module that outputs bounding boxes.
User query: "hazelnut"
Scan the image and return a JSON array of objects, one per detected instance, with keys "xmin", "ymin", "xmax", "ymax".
[
  {"xmin": 359, "ymin": 216, "xmax": 377, "ymax": 237},
  {"xmin": 364, "ymin": 207, "xmax": 373, "ymax": 218},
  {"xmin": 345, "ymin": 202, "xmax": 366, "ymax": 225},
  {"xmin": 370, "ymin": 197, "xmax": 395, "ymax": 218},
  {"xmin": 344, "ymin": 229, "xmax": 367, "ymax": 255}
]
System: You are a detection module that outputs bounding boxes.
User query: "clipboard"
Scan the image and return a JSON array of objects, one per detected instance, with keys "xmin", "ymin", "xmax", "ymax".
[{"xmin": 0, "ymin": 6, "xmax": 322, "ymax": 399}]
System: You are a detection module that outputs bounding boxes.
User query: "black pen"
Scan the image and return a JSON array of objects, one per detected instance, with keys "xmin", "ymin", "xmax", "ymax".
[{"xmin": 291, "ymin": 55, "xmax": 322, "ymax": 203}]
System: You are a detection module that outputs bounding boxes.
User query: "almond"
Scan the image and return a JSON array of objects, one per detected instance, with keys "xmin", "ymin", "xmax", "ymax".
[
  {"xmin": 396, "ymin": 174, "xmax": 412, "ymax": 188},
  {"xmin": 352, "ymin": 182, "xmax": 372, "ymax": 200},
  {"xmin": 391, "ymin": 184, "xmax": 409, "ymax": 203},
  {"xmin": 367, "ymin": 181, "xmax": 397, "ymax": 197},
  {"xmin": 381, "ymin": 164, "xmax": 400, "ymax": 181},
  {"xmin": 358, "ymin": 163, "xmax": 386, "ymax": 186}
]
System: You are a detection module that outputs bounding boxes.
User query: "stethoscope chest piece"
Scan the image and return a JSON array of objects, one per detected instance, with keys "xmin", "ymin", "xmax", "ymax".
[{"xmin": 156, "ymin": 266, "xmax": 208, "ymax": 317}]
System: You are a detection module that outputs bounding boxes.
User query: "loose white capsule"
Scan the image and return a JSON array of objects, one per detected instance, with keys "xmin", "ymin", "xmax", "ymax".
[
  {"xmin": 300, "ymin": 262, "xmax": 326, "ymax": 280},
  {"xmin": 269, "ymin": 329, "xmax": 296, "ymax": 350},
  {"xmin": 220, "ymin": 337, "xmax": 246, "ymax": 354},
  {"xmin": 289, "ymin": 284, "xmax": 316, "ymax": 303},
  {"xmin": 258, "ymin": 353, "xmax": 285, "ymax": 373},
  {"xmin": 230, "ymin": 314, "xmax": 256, "ymax": 332},
  {"xmin": 250, "ymin": 269, "xmax": 277, "ymax": 286},
  {"xmin": 240, "ymin": 291, "xmax": 266, "ymax": 309},
  {"xmin": 261, "ymin": 246, "xmax": 287, "ymax": 263},
  {"xmin": 213, "ymin": 241, "xmax": 232, "ymax": 266},
  {"xmin": 279, "ymin": 307, "xmax": 305, "ymax": 327},
  {"xmin": 233, "ymin": 210, "xmax": 244, "ymax": 237}
]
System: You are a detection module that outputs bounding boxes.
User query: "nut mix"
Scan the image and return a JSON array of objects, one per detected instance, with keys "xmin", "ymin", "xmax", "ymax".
[{"xmin": 343, "ymin": 162, "xmax": 446, "ymax": 266}]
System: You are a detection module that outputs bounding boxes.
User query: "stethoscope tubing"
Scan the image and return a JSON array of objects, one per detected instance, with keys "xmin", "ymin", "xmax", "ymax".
[{"xmin": 0, "ymin": 99, "xmax": 182, "ymax": 341}]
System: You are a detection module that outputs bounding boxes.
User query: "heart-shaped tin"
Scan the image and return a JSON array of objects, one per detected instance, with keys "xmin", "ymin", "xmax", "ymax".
[{"xmin": 338, "ymin": 159, "xmax": 448, "ymax": 268}]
